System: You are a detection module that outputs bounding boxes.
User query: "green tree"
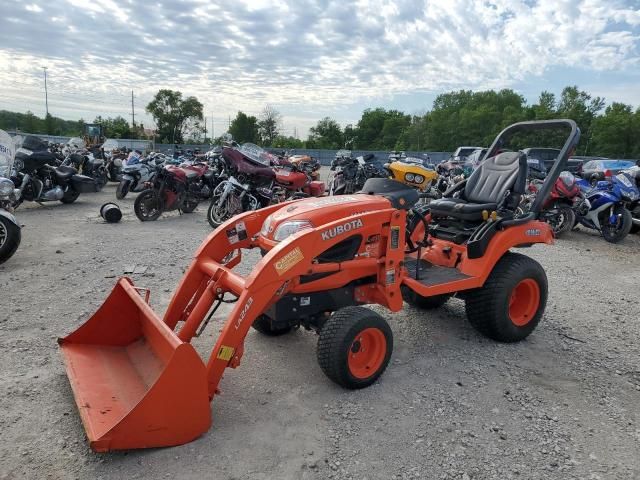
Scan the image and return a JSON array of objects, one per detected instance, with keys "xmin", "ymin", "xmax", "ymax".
[
  {"xmin": 556, "ymin": 86, "xmax": 605, "ymax": 154},
  {"xmin": 146, "ymin": 89, "xmax": 203, "ymax": 143},
  {"xmin": 258, "ymin": 105, "xmax": 282, "ymax": 146},
  {"xmin": 591, "ymin": 103, "xmax": 640, "ymax": 158},
  {"xmin": 94, "ymin": 115, "xmax": 131, "ymax": 138},
  {"xmin": 272, "ymin": 136, "xmax": 305, "ymax": 149},
  {"xmin": 229, "ymin": 111, "xmax": 259, "ymax": 143},
  {"xmin": 307, "ymin": 117, "xmax": 343, "ymax": 149}
]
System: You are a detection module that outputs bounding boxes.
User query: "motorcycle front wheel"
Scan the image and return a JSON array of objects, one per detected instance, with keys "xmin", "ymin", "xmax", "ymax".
[
  {"xmin": 207, "ymin": 192, "xmax": 241, "ymax": 228},
  {"xmin": 601, "ymin": 205, "xmax": 632, "ymax": 243},
  {"xmin": 60, "ymin": 188, "xmax": 80, "ymax": 204},
  {"xmin": 134, "ymin": 189, "xmax": 163, "ymax": 222},
  {"xmin": 547, "ymin": 206, "xmax": 576, "ymax": 237},
  {"xmin": 116, "ymin": 179, "xmax": 131, "ymax": 200},
  {"xmin": 0, "ymin": 215, "xmax": 21, "ymax": 264}
]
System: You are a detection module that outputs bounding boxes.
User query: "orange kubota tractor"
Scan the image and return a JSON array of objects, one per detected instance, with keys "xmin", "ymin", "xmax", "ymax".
[{"xmin": 59, "ymin": 120, "xmax": 579, "ymax": 451}]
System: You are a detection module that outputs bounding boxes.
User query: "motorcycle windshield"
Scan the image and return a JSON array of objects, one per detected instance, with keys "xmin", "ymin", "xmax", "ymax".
[
  {"xmin": 238, "ymin": 143, "xmax": 270, "ymax": 166},
  {"xmin": 0, "ymin": 129, "xmax": 15, "ymax": 178},
  {"xmin": 559, "ymin": 171, "xmax": 575, "ymax": 188},
  {"xmin": 67, "ymin": 137, "xmax": 86, "ymax": 150}
]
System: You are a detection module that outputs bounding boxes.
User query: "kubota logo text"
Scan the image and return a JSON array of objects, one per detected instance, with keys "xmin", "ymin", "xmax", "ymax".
[
  {"xmin": 234, "ymin": 297, "xmax": 254, "ymax": 329},
  {"xmin": 321, "ymin": 219, "xmax": 363, "ymax": 240}
]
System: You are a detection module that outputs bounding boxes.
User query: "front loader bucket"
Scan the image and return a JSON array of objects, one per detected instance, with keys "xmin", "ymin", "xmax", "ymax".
[{"xmin": 58, "ymin": 278, "xmax": 211, "ymax": 452}]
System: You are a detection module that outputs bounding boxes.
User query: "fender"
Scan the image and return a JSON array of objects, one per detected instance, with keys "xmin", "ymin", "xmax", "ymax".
[{"xmin": 0, "ymin": 208, "xmax": 20, "ymax": 227}]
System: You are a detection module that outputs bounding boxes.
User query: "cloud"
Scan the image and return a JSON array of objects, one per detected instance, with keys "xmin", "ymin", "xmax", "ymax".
[{"xmin": 0, "ymin": 0, "xmax": 638, "ymax": 135}]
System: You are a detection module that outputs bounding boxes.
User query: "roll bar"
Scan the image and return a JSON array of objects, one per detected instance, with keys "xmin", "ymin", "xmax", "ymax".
[{"xmin": 481, "ymin": 119, "xmax": 580, "ymax": 217}]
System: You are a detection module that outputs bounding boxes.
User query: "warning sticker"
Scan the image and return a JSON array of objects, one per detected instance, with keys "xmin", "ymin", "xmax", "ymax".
[
  {"xmin": 226, "ymin": 221, "xmax": 248, "ymax": 244},
  {"xmin": 217, "ymin": 345, "xmax": 235, "ymax": 361},
  {"xmin": 274, "ymin": 247, "xmax": 304, "ymax": 276}
]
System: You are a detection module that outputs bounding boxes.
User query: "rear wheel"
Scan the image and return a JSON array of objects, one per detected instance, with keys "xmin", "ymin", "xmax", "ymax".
[
  {"xmin": 134, "ymin": 189, "xmax": 163, "ymax": 221},
  {"xmin": 317, "ymin": 306, "xmax": 393, "ymax": 389},
  {"xmin": 181, "ymin": 196, "xmax": 198, "ymax": 213},
  {"xmin": 0, "ymin": 216, "xmax": 21, "ymax": 264},
  {"xmin": 465, "ymin": 252, "xmax": 547, "ymax": 342},
  {"xmin": 60, "ymin": 188, "xmax": 80, "ymax": 204},
  {"xmin": 601, "ymin": 205, "xmax": 632, "ymax": 243},
  {"xmin": 631, "ymin": 206, "xmax": 640, "ymax": 234},
  {"xmin": 116, "ymin": 179, "xmax": 130, "ymax": 199}
]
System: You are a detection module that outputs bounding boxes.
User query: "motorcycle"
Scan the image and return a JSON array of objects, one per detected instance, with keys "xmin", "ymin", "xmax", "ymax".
[
  {"xmin": 62, "ymin": 137, "xmax": 108, "ymax": 190},
  {"xmin": 116, "ymin": 151, "xmax": 161, "ymax": 199},
  {"xmin": 519, "ymin": 172, "xmax": 580, "ymax": 237},
  {"xmin": 133, "ymin": 161, "xmax": 210, "ymax": 222},
  {"xmin": 206, "ymin": 144, "xmax": 283, "ymax": 228},
  {"xmin": 573, "ymin": 173, "xmax": 639, "ymax": 243},
  {"xmin": 621, "ymin": 166, "xmax": 640, "ymax": 234},
  {"xmin": 13, "ymin": 137, "xmax": 98, "ymax": 206},
  {"xmin": 274, "ymin": 159, "xmax": 324, "ymax": 199},
  {"xmin": 328, "ymin": 151, "xmax": 387, "ymax": 195},
  {"xmin": 0, "ymin": 130, "xmax": 21, "ymax": 263},
  {"xmin": 102, "ymin": 139, "xmax": 125, "ymax": 182}
]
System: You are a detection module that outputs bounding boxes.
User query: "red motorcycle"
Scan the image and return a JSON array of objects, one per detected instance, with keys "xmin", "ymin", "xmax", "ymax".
[
  {"xmin": 274, "ymin": 160, "xmax": 324, "ymax": 198},
  {"xmin": 521, "ymin": 171, "xmax": 580, "ymax": 236},
  {"xmin": 134, "ymin": 162, "xmax": 209, "ymax": 221}
]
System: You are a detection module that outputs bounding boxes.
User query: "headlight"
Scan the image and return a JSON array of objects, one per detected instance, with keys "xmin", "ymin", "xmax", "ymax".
[
  {"xmin": 0, "ymin": 178, "xmax": 14, "ymax": 196},
  {"xmin": 260, "ymin": 214, "xmax": 273, "ymax": 236},
  {"xmin": 273, "ymin": 220, "xmax": 313, "ymax": 242},
  {"xmin": 405, "ymin": 173, "xmax": 415, "ymax": 182},
  {"xmin": 414, "ymin": 174, "xmax": 425, "ymax": 183}
]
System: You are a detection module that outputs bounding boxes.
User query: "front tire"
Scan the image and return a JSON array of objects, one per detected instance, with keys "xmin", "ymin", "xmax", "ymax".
[
  {"xmin": 317, "ymin": 306, "xmax": 393, "ymax": 389},
  {"xmin": 116, "ymin": 179, "xmax": 131, "ymax": 200},
  {"xmin": 134, "ymin": 189, "xmax": 163, "ymax": 221},
  {"xmin": 601, "ymin": 205, "xmax": 632, "ymax": 243},
  {"xmin": 0, "ymin": 216, "xmax": 21, "ymax": 264},
  {"xmin": 252, "ymin": 315, "xmax": 292, "ymax": 336},
  {"xmin": 465, "ymin": 252, "xmax": 547, "ymax": 342}
]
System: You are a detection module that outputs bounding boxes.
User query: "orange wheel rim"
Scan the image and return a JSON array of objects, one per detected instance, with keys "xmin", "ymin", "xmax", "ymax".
[
  {"xmin": 509, "ymin": 279, "xmax": 540, "ymax": 326},
  {"xmin": 347, "ymin": 328, "xmax": 387, "ymax": 379}
]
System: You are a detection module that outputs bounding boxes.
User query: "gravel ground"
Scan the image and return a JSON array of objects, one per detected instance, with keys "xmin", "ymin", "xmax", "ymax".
[{"xmin": 1, "ymin": 176, "xmax": 639, "ymax": 480}]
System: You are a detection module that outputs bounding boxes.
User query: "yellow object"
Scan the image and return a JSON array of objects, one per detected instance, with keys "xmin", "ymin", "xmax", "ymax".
[
  {"xmin": 482, "ymin": 210, "xmax": 489, "ymax": 221},
  {"xmin": 386, "ymin": 160, "xmax": 438, "ymax": 191},
  {"xmin": 491, "ymin": 211, "xmax": 497, "ymax": 221}
]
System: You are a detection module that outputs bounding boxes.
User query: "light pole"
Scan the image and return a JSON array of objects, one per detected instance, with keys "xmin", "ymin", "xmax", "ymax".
[{"xmin": 42, "ymin": 67, "xmax": 49, "ymax": 117}]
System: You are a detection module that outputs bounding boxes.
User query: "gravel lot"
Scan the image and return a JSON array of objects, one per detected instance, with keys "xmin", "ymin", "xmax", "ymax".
[{"xmin": 1, "ymin": 176, "xmax": 639, "ymax": 480}]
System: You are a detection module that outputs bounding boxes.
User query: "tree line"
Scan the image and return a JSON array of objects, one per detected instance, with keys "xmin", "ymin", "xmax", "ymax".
[{"xmin": 2, "ymin": 85, "xmax": 639, "ymax": 158}]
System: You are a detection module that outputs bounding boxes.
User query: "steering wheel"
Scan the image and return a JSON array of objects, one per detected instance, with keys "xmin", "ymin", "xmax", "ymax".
[{"xmin": 405, "ymin": 206, "xmax": 430, "ymax": 254}]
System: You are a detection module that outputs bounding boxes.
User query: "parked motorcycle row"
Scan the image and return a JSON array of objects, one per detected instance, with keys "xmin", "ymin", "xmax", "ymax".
[{"xmin": 2, "ymin": 129, "xmax": 639, "ymax": 266}]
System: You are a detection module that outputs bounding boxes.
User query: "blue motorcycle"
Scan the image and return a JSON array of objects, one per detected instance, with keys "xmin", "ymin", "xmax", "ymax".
[{"xmin": 574, "ymin": 173, "xmax": 639, "ymax": 243}]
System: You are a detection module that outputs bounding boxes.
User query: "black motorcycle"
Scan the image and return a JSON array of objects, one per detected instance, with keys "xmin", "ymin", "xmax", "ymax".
[
  {"xmin": 328, "ymin": 151, "xmax": 388, "ymax": 195},
  {"xmin": 13, "ymin": 140, "xmax": 99, "ymax": 206}
]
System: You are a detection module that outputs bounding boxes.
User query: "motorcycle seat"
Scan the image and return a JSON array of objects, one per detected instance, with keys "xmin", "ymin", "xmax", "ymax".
[
  {"xmin": 359, "ymin": 178, "xmax": 419, "ymax": 210},
  {"xmin": 430, "ymin": 152, "xmax": 527, "ymax": 221},
  {"xmin": 55, "ymin": 165, "xmax": 78, "ymax": 181}
]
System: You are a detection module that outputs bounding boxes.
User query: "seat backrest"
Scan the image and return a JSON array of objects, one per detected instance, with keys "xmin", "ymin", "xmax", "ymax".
[{"xmin": 464, "ymin": 152, "xmax": 527, "ymax": 204}]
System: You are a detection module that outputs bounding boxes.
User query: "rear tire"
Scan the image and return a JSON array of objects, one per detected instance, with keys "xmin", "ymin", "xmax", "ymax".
[
  {"xmin": 0, "ymin": 216, "xmax": 21, "ymax": 264},
  {"xmin": 317, "ymin": 306, "xmax": 393, "ymax": 389},
  {"xmin": 252, "ymin": 315, "xmax": 292, "ymax": 336},
  {"xmin": 60, "ymin": 188, "xmax": 80, "ymax": 204},
  {"xmin": 181, "ymin": 197, "xmax": 198, "ymax": 213},
  {"xmin": 116, "ymin": 180, "xmax": 130, "ymax": 200},
  {"xmin": 134, "ymin": 189, "xmax": 163, "ymax": 221},
  {"xmin": 465, "ymin": 252, "xmax": 547, "ymax": 342}
]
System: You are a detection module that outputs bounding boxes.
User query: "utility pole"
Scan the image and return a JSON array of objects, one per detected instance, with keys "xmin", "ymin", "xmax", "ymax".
[
  {"xmin": 211, "ymin": 112, "xmax": 214, "ymax": 140},
  {"xmin": 131, "ymin": 90, "xmax": 135, "ymax": 128},
  {"xmin": 42, "ymin": 67, "xmax": 49, "ymax": 116}
]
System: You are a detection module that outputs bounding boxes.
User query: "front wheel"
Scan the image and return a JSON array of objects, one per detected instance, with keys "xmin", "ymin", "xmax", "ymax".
[
  {"xmin": 0, "ymin": 215, "xmax": 21, "ymax": 264},
  {"xmin": 60, "ymin": 188, "xmax": 80, "ymax": 204},
  {"xmin": 134, "ymin": 189, "xmax": 163, "ymax": 221},
  {"xmin": 601, "ymin": 205, "xmax": 632, "ymax": 243},
  {"xmin": 465, "ymin": 252, "xmax": 547, "ymax": 342},
  {"xmin": 317, "ymin": 306, "xmax": 393, "ymax": 389},
  {"xmin": 116, "ymin": 179, "xmax": 131, "ymax": 199},
  {"xmin": 546, "ymin": 205, "xmax": 576, "ymax": 237}
]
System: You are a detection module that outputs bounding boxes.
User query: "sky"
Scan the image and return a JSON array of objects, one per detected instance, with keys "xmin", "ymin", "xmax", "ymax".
[{"xmin": 0, "ymin": 0, "xmax": 639, "ymax": 138}]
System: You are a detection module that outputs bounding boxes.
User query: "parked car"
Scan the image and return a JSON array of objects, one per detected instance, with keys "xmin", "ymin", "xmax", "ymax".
[{"xmin": 580, "ymin": 159, "xmax": 637, "ymax": 185}]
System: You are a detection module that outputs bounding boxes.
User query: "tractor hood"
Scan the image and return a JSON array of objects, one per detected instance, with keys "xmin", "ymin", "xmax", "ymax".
[{"xmin": 259, "ymin": 194, "xmax": 391, "ymax": 244}]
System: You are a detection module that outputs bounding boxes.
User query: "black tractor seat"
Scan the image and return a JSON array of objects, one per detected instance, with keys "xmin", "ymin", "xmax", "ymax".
[
  {"xmin": 359, "ymin": 178, "xmax": 419, "ymax": 210},
  {"xmin": 430, "ymin": 151, "xmax": 527, "ymax": 221}
]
